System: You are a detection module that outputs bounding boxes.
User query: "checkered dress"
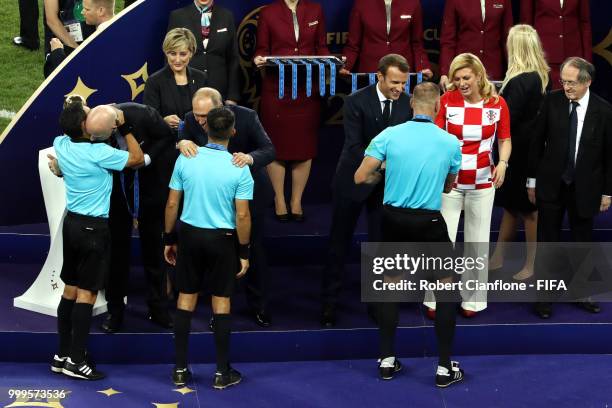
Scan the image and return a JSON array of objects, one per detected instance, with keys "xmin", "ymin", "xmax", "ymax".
[{"xmin": 435, "ymin": 90, "xmax": 511, "ymax": 190}]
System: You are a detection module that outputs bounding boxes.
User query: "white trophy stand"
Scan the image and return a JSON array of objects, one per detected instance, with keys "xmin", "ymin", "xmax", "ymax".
[{"xmin": 13, "ymin": 147, "xmax": 108, "ymax": 316}]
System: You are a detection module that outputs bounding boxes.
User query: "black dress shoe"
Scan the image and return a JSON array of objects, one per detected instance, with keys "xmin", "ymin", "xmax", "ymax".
[
  {"xmin": 290, "ymin": 212, "xmax": 305, "ymax": 222},
  {"xmin": 534, "ymin": 303, "xmax": 552, "ymax": 319},
  {"xmin": 320, "ymin": 305, "xmax": 336, "ymax": 327},
  {"xmin": 149, "ymin": 309, "xmax": 174, "ymax": 329},
  {"xmin": 275, "ymin": 213, "xmax": 290, "ymax": 222},
  {"xmin": 576, "ymin": 301, "xmax": 601, "ymax": 314},
  {"xmin": 252, "ymin": 310, "xmax": 271, "ymax": 327},
  {"xmin": 101, "ymin": 314, "xmax": 123, "ymax": 333},
  {"xmin": 12, "ymin": 36, "xmax": 39, "ymax": 50}
]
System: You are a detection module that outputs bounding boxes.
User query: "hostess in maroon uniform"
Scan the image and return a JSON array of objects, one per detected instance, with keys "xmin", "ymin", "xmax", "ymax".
[
  {"xmin": 439, "ymin": 0, "xmax": 513, "ymax": 81},
  {"xmin": 255, "ymin": 0, "xmax": 329, "ymax": 161},
  {"xmin": 343, "ymin": 0, "xmax": 430, "ymax": 74},
  {"xmin": 520, "ymin": 0, "xmax": 592, "ymax": 88}
]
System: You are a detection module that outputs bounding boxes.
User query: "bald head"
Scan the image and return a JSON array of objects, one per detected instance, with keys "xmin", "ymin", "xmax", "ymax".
[
  {"xmin": 192, "ymin": 87, "xmax": 224, "ymax": 128},
  {"xmin": 410, "ymin": 82, "xmax": 441, "ymax": 117},
  {"xmin": 86, "ymin": 105, "xmax": 118, "ymax": 141}
]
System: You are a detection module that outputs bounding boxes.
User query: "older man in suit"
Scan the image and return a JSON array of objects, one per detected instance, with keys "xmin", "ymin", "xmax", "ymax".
[
  {"xmin": 528, "ymin": 57, "xmax": 612, "ymax": 319},
  {"xmin": 101, "ymin": 103, "xmax": 177, "ymax": 333},
  {"xmin": 321, "ymin": 54, "xmax": 413, "ymax": 327},
  {"xmin": 178, "ymin": 88, "xmax": 276, "ymax": 327},
  {"xmin": 168, "ymin": 0, "xmax": 241, "ymax": 103}
]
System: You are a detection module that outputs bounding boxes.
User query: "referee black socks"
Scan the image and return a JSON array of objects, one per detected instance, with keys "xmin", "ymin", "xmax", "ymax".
[
  {"xmin": 174, "ymin": 309, "xmax": 193, "ymax": 369},
  {"xmin": 69, "ymin": 302, "xmax": 93, "ymax": 364},
  {"xmin": 213, "ymin": 314, "xmax": 231, "ymax": 373},
  {"xmin": 57, "ymin": 297, "xmax": 75, "ymax": 357}
]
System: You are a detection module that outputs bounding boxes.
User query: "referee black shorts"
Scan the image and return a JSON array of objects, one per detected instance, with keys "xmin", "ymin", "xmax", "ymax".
[
  {"xmin": 61, "ymin": 211, "xmax": 111, "ymax": 292},
  {"xmin": 175, "ymin": 222, "xmax": 239, "ymax": 297},
  {"xmin": 381, "ymin": 205, "xmax": 455, "ymax": 283}
]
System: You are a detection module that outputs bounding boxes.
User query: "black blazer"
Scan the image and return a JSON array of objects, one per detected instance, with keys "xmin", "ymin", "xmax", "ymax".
[
  {"xmin": 115, "ymin": 102, "xmax": 177, "ymax": 215},
  {"xmin": 333, "ymin": 84, "xmax": 412, "ymax": 201},
  {"xmin": 168, "ymin": 3, "xmax": 241, "ymax": 102},
  {"xmin": 181, "ymin": 105, "xmax": 275, "ymax": 185},
  {"xmin": 143, "ymin": 65, "xmax": 208, "ymax": 121},
  {"xmin": 528, "ymin": 90, "xmax": 612, "ymax": 217}
]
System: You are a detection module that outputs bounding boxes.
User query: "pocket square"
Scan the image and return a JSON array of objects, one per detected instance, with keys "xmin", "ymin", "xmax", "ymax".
[
  {"xmin": 308, "ymin": 20, "xmax": 319, "ymax": 26},
  {"xmin": 217, "ymin": 27, "xmax": 228, "ymax": 32},
  {"xmin": 400, "ymin": 15, "xmax": 412, "ymax": 19}
]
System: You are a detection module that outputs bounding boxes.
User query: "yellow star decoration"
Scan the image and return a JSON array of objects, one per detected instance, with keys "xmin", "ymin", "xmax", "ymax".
[
  {"xmin": 152, "ymin": 403, "xmax": 179, "ymax": 408},
  {"xmin": 4, "ymin": 400, "xmax": 64, "ymax": 408},
  {"xmin": 173, "ymin": 386, "xmax": 195, "ymax": 395},
  {"xmin": 122, "ymin": 62, "xmax": 149, "ymax": 100},
  {"xmin": 97, "ymin": 388, "xmax": 122, "ymax": 397},
  {"xmin": 593, "ymin": 28, "xmax": 612, "ymax": 68},
  {"xmin": 64, "ymin": 77, "xmax": 97, "ymax": 105}
]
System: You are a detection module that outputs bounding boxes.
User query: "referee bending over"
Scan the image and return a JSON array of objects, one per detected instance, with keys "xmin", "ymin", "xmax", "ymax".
[
  {"xmin": 51, "ymin": 102, "xmax": 144, "ymax": 380},
  {"xmin": 163, "ymin": 107, "xmax": 254, "ymax": 388},
  {"xmin": 355, "ymin": 82, "xmax": 464, "ymax": 387}
]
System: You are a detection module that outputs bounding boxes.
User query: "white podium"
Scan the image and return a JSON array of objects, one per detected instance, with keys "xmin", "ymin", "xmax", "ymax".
[{"xmin": 13, "ymin": 147, "xmax": 108, "ymax": 316}]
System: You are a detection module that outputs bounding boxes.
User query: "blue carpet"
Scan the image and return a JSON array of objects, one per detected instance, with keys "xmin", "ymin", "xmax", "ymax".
[{"xmin": 0, "ymin": 355, "xmax": 610, "ymax": 408}]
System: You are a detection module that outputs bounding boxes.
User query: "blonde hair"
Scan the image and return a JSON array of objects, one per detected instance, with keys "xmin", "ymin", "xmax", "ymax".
[
  {"xmin": 162, "ymin": 28, "xmax": 196, "ymax": 55},
  {"xmin": 501, "ymin": 24, "xmax": 550, "ymax": 93},
  {"xmin": 447, "ymin": 53, "xmax": 498, "ymax": 103}
]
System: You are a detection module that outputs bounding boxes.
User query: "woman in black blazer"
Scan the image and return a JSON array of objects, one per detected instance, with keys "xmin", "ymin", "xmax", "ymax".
[
  {"xmin": 490, "ymin": 24, "xmax": 550, "ymax": 280},
  {"xmin": 144, "ymin": 28, "xmax": 208, "ymax": 132}
]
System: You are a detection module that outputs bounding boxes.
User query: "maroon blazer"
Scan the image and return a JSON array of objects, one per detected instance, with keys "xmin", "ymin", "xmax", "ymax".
[
  {"xmin": 255, "ymin": 0, "xmax": 329, "ymax": 59},
  {"xmin": 520, "ymin": 0, "xmax": 592, "ymax": 64},
  {"xmin": 343, "ymin": 0, "xmax": 430, "ymax": 73},
  {"xmin": 439, "ymin": 0, "xmax": 513, "ymax": 80}
]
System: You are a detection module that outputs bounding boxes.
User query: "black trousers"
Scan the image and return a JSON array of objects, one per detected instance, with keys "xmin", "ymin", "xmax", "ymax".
[
  {"xmin": 106, "ymin": 176, "xmax": 168, "ymax": 316},
  {"xmin": 18, "ymin": 0, "xmax": 39, "ymax": 48},
  {"xmin": 322, "ymin": 186, "xmax": 383, "ymax": 306},
  {"xmin": 535, "ymin": 183, "xmax": 594, "ymax": 304},
  {"xmin": 242, "ymin": 178, "xmax": 271, "ymax": 311}
]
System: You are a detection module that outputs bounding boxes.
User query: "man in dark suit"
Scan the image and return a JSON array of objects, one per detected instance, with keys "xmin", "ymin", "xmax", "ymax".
[
  {"xmin": 528, "ymin": 57, "xmax": 612, "ymax": 319},
  {"xmin": 168, "ymin": 0, "xmax": 241, "ymax": 104},
  {"xmin": 178, "ymin": 88, "xmax": 275, "ymax": 326},
  {"xmin": 321, "ymin": 54, "xmax": 413, "ymax": 327},
  {"xmin": 97, "ymin": 103, "xmax": 178, "ymax": 333},
  {"xmin": 14, "ymin": 0, "xmax": 39, "ymax": 50}
]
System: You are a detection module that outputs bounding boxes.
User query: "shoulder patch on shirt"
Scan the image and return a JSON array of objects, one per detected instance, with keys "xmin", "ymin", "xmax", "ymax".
[
  {"xmin": 217, "ymin": 27, "xmax": 228, "ymax": 32},
  {"xmin": 308, "ymin": 20, "xmax": 319, "ymax": 26}
]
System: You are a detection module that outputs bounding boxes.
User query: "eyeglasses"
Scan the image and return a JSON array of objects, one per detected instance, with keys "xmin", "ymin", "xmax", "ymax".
[{"xmin": 559, "ymin": 79, "xmax": 580, "ymax": 88}]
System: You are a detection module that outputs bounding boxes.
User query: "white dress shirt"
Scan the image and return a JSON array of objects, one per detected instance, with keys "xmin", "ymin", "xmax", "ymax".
[{"xmin": 376, "ymin": 83, "xmax": 392, "ymax": 115}]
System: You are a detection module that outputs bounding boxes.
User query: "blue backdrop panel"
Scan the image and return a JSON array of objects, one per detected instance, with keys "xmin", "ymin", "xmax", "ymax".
[{"xmin": 0, "ymin": 0, "xmax": 610, "ymax": 225}]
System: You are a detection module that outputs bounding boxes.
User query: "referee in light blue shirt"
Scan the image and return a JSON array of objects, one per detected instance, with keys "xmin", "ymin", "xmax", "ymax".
[
  {"xmin": 51, "ymin": 101, "xmax": 144, "ymax": 381},
  {"xmin": 163, "ymin": 107, "xmax": 254, "ymax": 389},
  {"xmin": 355, "ymin": 82, "xmax": 464, "ymax": 388}
]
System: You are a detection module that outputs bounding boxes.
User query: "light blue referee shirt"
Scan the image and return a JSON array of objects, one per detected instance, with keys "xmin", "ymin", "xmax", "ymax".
[
  {"xmin": 169, "ymin": 146, "xmax": 254, "ymax": 229},
  {"xmin": 365, "ymin": 116, "xmax": 461, "ymax": 211},
  {"xmin": 53, "ymin": 135, "xmax": 129, "ymax": 218}
]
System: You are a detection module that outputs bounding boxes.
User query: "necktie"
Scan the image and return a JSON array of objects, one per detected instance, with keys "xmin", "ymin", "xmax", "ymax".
[
  {"xmin": 562, "ymin": 101, "xmax": 579, "ymax": 184},
  {"xmin": 382, "ymin": 100, "xmax": 391, "ymax": 125}
]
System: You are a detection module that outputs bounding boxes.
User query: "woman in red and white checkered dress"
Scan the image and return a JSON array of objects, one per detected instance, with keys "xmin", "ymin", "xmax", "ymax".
[{"xmin": 424, "ymin": 53, "xmax": 512, "ymax": 318}]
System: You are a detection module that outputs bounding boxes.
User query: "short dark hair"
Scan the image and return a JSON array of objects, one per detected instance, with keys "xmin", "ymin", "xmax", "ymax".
[
  {"xmin": 59, "ymin": 101, "xmax": 87, "ymax": 140},
  {"xmin": 207, "ymin": 107, "xmax": 235, "ymax": 141},
  {"xmin": 561, "ymin": 57, "xmax": 595, "ymax": 83},
  {"xmin": 377, "ymin": 54, "xmax": 410, "ymax": 75}
]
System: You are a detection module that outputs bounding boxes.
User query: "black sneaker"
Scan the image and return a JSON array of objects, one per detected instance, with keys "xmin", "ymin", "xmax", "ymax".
[
  {"xmin": 51, "ymin": 355, "xmax": 66, "ymax": 373},
  {"xmin": 436, "ymin": 361, "xmax": 464, "ymax": 388},
  {"xmin": 173, "ymin": 367, "xmax": 192, "ymax": 386},
  {"xmin": 378, "ymin": 358, "xmax": 402, "ymax": 380},
  {"xmin": 213, "ymin": 367, "xmax": 242, "ymax": 389},
  {"xmin": 101, "ymin": 314, "xmax": 123, "ymax": 334},
  {"xmin": 62, "ymin": 358, "xmax": 105, "ymax": 380}
]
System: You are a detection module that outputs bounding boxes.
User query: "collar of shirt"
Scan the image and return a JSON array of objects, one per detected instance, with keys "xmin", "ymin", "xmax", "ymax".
[
  {"xmin": 572, "ymin": 88, "xmax": 590, "ymax": 113},
  {"xmin": 413, "ymin": 114, "xmax": 434, "ymax": 122},
  {"xmin": 376, "ymin": 83, "xmax": 392, "ymax": 114}
]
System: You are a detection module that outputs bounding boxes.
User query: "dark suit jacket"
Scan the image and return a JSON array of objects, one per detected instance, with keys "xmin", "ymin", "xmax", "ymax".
[
  {"xmin": 168, "ymin": 3, "xmax": 241, "ymax": 101},
  {"xmin": 528, "ymin": 90, "xmax": 612, "ymax": 218},
  {"xmin": 343, "ymin": 0, "xmax": 430, "ymax": 73},
  {"xmin": 115, "ymin": 102, "xmax": 177, "ymax": 216},
  {"xmin": 520, "ymin": 0, "xmax": 591, "ymax": 64},
  {"xmin": 143, "ymin": 65, "xmax": 208, "ymax": 120},
  {"xmin": 180, "ymin": 105, "xmax": 275, "ymax": 185},
  {"xmin": 333, "ymin": 84, "xmax": 412, "ymax": 201},
  {"xmin": 439, "ymin": 0, "xmax": 513, "ymax": 80}
]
